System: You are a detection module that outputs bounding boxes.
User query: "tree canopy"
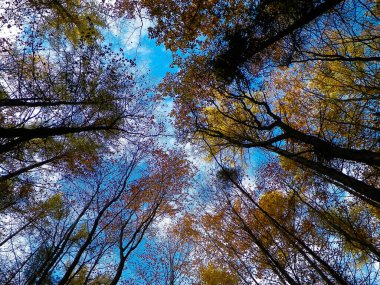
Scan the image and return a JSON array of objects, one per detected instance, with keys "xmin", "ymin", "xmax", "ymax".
[{"xmin": 1, "ymin": 0, "xmax": 379, "ymax": 284}]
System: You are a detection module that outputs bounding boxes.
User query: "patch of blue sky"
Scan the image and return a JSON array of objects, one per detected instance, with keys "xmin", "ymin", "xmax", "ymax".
[
  {"xmin": 101, "ymin": 16, "xmax": 179, "ymax": 150},
  {"xmin": 102, "ymin": 16, "xmax": 175, "ymax": 82}
]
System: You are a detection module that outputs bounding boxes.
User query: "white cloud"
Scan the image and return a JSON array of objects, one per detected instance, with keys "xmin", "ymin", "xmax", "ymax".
[
  {"xmin": 154, "ymin": 215, "xmax": 174, "ymax": 238},
  {"xmin": 106, "ymin": 11, "xmax": 152, "ymax": 51}
]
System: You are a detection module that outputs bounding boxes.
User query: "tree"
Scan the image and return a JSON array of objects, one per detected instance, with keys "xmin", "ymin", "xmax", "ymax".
[
  {"xmin": 178, "ymin": 163, "xmax": 380, "ymax": 284},
  {"xmin": 0, "ymin": 143, "xmax": 194, "ymax": 284},
  {"xmin": 0, "ymin": 3, "xmax": 195, "ymax": 283},
  {"xmin": 0, "ymin": 0, "xmax": 151, "ymax": 208},
  {"xmin": 126, "ymin": 223, "xmax": 194, "ymax": 285},
  {"xmin": 154, "ymin": 0, "xmax": 380, "ymax": 206},
  {"xmin": 117, "ymin": 0, "xmax": 344, "ymax": 79}
]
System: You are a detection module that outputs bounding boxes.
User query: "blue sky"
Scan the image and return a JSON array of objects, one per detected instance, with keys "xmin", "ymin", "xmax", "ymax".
[{"xmin": 102, "ymin": 16, "xmax": 174, "ymax": 81}]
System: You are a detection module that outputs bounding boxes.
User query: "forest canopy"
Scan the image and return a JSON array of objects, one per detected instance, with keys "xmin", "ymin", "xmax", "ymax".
[{"xmin": 0, "ymin": 0, "xmax": 379, "ymax": 284}]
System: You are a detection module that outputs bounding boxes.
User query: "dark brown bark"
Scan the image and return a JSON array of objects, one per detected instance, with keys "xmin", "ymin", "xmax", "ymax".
[
  {"xmin": 278, "ymin": 123, "xmax": 380, "ymax": 167},
  {"xmin": 268, "ymin": 146, "xmax": 380, "ymax": 206},
  {"xmin": 213, "ymin": 0, "xmax": 345, "ymax": 79},
  {"xmin": 0, "ymin": 155, "xmax": 63, "ymax": 182}
]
